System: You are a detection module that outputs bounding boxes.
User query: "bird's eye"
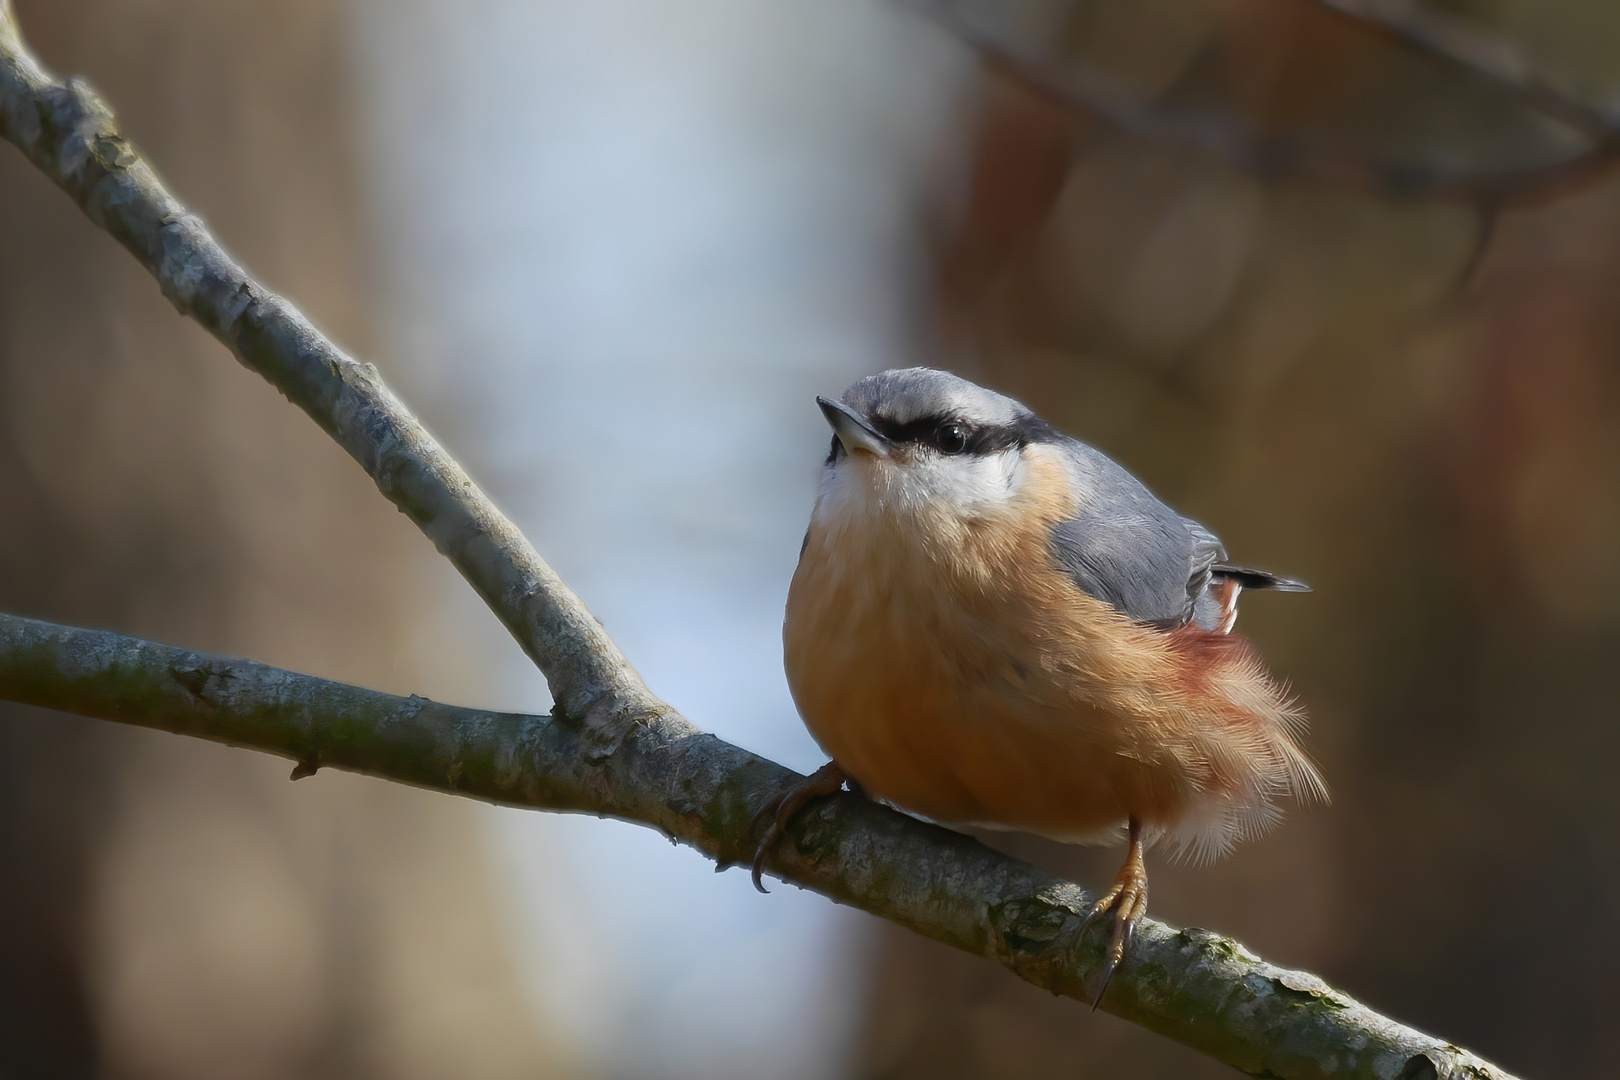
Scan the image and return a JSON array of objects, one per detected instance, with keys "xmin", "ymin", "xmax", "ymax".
[{"xmin": 935, "ymin": 423, "xmax": 968, "ymax": 455}]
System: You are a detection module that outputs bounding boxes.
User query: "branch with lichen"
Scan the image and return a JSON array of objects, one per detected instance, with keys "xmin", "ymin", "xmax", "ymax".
[
  {"xmin": 0, "ymin": 3, "xmax": 1514, "ymax": 1077},
  {"xmin": 0, "ymin": 613, "xmax": 1514, "ymax": 1080}
]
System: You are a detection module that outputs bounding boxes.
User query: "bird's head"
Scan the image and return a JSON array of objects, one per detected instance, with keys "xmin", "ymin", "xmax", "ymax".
[{"xmin": 814, "ymin": 368, "xmax": 1058, "ymax": 522}]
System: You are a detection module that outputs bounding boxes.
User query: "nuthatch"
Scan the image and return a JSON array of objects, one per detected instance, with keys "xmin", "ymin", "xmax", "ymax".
[{"xmin": 752, "ymin": 368, "xmax": 1325, "ymax": 1002}]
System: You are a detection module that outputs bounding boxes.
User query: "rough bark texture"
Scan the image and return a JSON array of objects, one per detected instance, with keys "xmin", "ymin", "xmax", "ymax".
[
  {"xmin": 0, "ymin": 2, "xmax": 1517, "ymax": 1076},
  {"xmin": 0, "ymin": 610, "xmax": 1514, "ymax": 1080},
  {"xmin": 0, "ymin": 2, "xmax": 570, "ymax": 1076}
]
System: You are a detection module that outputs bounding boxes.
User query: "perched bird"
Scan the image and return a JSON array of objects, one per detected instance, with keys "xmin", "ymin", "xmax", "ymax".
[{"xmin": 753, "ymin": 367, "xmax": 1325, "ymax": 1002}]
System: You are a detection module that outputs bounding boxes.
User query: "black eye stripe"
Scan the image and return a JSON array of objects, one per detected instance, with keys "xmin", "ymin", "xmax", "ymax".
[
  {"xmin": 866, "ymin": 416, "xmax": 935, "ymax": 444},
  {"xmin": 866, "ymin": 412, "xmax": 1058, "ymax": 455}
]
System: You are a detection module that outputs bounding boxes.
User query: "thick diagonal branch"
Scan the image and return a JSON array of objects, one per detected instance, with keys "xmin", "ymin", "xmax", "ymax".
[{"xmin": 0, "ymin": 612, "xmax": 1516, "ymax": 1080}]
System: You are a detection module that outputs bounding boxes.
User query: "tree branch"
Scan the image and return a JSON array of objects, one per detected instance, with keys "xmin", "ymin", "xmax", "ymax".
[
  {"xmin": 0, "ymin": 3, "xmax": 1517, "ymax": 1076},
  {"xmin": 916, "ymin": 0, "xmax": 1620, "ymax": 207},
  {"xmin": 0, "ymin": 0, "xmax": 644, "ymax": 730},
  {"xmin": 0, "ymin": 612, "xmax": 1515, "ymax": 1080}
]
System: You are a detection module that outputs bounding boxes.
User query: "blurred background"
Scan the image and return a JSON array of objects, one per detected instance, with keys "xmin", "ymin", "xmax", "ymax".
[{"xmin": 2, "ymin": 0, "xmax": 1617, "ymax": 1077}]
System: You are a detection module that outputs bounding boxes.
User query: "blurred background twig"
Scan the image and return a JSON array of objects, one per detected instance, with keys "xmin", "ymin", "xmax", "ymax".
[{"xmin": 921, "ymin": 0, "xmax": 1620, "ymax": 209}]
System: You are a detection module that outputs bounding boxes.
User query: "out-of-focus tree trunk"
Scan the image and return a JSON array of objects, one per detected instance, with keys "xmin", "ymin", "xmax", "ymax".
[
  {"xmin": 857, "ymin": 2, "xmax": 1620, "ymax": 1077},
  {"xmin": 0, "ymin": 2, "xmax": 572, "ymax": 1077}
]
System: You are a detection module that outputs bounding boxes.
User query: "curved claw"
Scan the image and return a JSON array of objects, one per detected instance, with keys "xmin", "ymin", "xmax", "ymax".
[
  {"xmin": 1077, "ymin": 816, "xmax": 1149, "ymax": 1009},
  {"xmin": 749, "ymin": 762, "xmax": 849, "ymax": 893},
  {"xmin": 749, "ymin": 810, "xmax": 788, "ymax": 894}
]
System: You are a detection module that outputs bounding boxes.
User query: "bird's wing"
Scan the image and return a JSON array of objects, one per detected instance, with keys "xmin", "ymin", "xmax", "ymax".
[
  {"xmin": 1046, "ymin": 442, "xmax": 1225, "ymax": 629},
  {"xmin": 1048, "ymin": 511, "xmax": 1213, "ymax": 628}
]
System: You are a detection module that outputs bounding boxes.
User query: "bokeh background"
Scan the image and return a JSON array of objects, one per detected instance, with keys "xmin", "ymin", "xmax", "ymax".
[{"xmin": 2, "ymin": 0, "xmax": 1617, "ymax": 1078}]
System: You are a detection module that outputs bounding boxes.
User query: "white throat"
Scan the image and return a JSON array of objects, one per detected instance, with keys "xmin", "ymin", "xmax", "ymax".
[{"xmin": 812, "ymin": 447, "xmax": 1029, "ymax": 533}]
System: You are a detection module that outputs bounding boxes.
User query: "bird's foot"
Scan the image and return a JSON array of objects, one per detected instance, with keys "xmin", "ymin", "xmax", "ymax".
[
  {"xmin": 1076, "ymin": 817, "xmax": 1149, "ymax": 1008},
  {"xmin": 750, "ymin": 762, "xmax": 849, "ymax": 893}
]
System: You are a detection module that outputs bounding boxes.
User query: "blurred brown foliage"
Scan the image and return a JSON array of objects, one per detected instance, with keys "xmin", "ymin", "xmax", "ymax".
[
  {"xmin": 0, "ymin": 2, "xmax": 568, "ymax": 1078},
  {"xmin": 857, "ymin": 2, "xmax": 1620, "ymax": 1078}
]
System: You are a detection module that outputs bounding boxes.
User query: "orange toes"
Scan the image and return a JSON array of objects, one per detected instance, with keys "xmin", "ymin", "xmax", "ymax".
[
  {"xmin": 1077, "ymin": 818, "xmax": 1150, "ymax": 1007},
  {"xmin": 749, "ymin": 761, "xmax": 849, "ymax": 893}
]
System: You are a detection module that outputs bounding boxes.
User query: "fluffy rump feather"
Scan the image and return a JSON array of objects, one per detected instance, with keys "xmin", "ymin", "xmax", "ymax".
[{"xmin": 1156, "ymin": 623, "xmax": 1326, "ymax": 863}]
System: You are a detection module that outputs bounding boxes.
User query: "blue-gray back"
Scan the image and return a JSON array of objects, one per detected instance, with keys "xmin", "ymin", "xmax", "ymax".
[{"xmin": 1046, "ymin": 437, "xmax": 1225, "ymax": 629}]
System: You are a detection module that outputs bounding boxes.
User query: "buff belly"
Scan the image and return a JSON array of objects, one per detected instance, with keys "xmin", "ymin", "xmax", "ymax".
[
  {"xmin": 784, "ymin": 606, "xmax": 1135, "ymax": 841},
  {"xmin": 782, "ymin": 494, "xmax": 1200, "ymax": 842}
]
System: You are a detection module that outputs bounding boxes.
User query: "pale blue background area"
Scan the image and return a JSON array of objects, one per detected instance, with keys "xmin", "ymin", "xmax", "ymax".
[{"xmin": 350, "ymin": 2, "xmax": 970, "ymax": 1076}]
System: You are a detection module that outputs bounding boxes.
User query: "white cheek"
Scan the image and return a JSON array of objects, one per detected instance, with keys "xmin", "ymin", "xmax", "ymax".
[
  {"xmin": 811, "ymin": 448, "xmax": 1025, "ymax": 529},
  {"xmin": 904, "ymin": 449, "xmax": 1025, "ymax": 518}
]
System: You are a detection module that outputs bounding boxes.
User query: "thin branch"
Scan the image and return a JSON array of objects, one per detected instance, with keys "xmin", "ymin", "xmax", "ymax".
[
  {"xmin": 0, "ymin": 612, "xmax": 1518, "ymax": 1080},
  {"xmin": 916, "ymin": 0, "xmax": 1620, "ymax": 206},
  {"xmin": 0, "ymin": 3, "xmax": 1518, "ymax": 1076},
  {"xmin": 0, "ymin": 0, "xmax": 645, "ymax": 730}
]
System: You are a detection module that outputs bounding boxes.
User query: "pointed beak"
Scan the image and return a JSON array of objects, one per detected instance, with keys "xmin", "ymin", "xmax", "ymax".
[{"xmin": 818, "ymin": 396, "xmax": 892, "ymax": 458}]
